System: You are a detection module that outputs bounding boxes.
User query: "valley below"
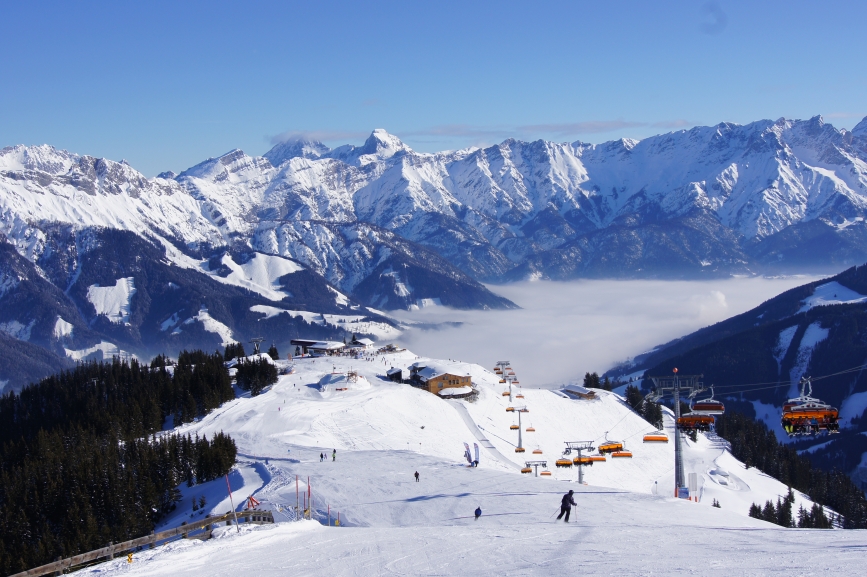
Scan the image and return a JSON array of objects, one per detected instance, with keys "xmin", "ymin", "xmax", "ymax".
[{"xmin": 397, "ymin": 276, "xmax": 817, "ymax": 386}]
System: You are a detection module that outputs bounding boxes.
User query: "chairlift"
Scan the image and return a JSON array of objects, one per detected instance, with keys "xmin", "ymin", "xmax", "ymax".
[
  {"xmin": 526, "ymin": 425, "xmax": 536, "ymax": 432},
  {"xmin": 691, "ymin": 386, "xmax": 725, "ymax": 415},
  {"xmin": 555, "ymin": 458, "xmax": 573, "ymax": 468},
  {"xmin": 781, "ymin": 377, "xmax": 840, "ymax": 437},
  {"xmin": 510, "ymin": 424, "xmax": 520, "ymax": 430},
  {"xmin": 521, "ymin": 467, "xmax": 532, "ymax": 474},
  {"xmin": 611, "ymin": 450, "xmax": 633, "ymax": 458},
  {"xmin": 515, "ymin": 447, "xmax": 526, "ymax": 453},
  {"xmin": 532, "ymin": 448, "xmax": 543, "ymax": 454},
  {"xmin": 540, "ymin": 470, "xmax": 552, "ymax": 476},
  {"xmin": 642, "ymin": 430, "xmax": 669, "ymax": 443},
  {"xmin": 677, "ymin": 413, "xmax": 715, "ymax": 432},
  {"xmin": 573, "ymin": 456, "xmax": 594, "ymax": 466},
  {"xmin": 598, "ymin": 432, "xmax": 624, "ymax": 454},
  {"xmin": 588, "ymin": 454, "xmax": 607, "ymax": 462}
]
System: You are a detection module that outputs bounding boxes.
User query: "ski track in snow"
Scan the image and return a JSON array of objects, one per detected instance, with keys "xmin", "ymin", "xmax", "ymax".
[{"xmin": 66, "ymin": 350, "xmax": 865, "ymax": 576}]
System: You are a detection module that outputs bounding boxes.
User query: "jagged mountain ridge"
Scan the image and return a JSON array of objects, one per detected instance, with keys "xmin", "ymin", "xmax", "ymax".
[{"xmin": 4, "ymin": 116, "xmax": 867, "ymax": 290}]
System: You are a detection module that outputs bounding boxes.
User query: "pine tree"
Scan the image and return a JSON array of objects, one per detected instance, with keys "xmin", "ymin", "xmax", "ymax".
[{"xmin": 267, "ymin": 343, "xmax": 279, "ymax": 360}]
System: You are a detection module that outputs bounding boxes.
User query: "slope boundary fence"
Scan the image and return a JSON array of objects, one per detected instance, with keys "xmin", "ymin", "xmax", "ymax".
[{"xmin": 8, "ymin": 510, "xmax": 274, "ymax": 577}]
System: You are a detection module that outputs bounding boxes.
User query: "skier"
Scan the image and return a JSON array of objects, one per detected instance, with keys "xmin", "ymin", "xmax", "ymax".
[
  {"xmin": 320, "ymin": 452, "xmax": 324, "ymax": 462},
  {"xmin": 557, "ymin": 490, "xmax": 576, "ymax": 522},
  {"xmin": 474, "ymin": 506, "xmax": 482, "ymax": 520},
  {"xmin": 332, "ymin": 449, "xmax": 336, "ymax": 461},
  {"xmin": 414, "ymin": 471, "xmax": 420, "ymax": 482}
]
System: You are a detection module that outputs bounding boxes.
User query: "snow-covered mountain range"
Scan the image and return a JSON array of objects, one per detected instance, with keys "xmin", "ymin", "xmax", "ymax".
[
  {"xmin": 4, "ymin": 116, "xmax": 867, "ymax": 287},
  {"xmin": 2, "ymin": 115, "xmax": 867, "ymax": 389}
]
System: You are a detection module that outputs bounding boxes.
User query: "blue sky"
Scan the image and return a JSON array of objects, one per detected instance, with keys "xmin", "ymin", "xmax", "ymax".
[{"xmin": 1, "ymin": 0, "xmax": 865, "ymax": 176}]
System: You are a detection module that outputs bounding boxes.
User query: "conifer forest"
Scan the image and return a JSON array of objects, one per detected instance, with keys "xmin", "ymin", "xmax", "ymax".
[{"xmin": 0, "ymin": 353, "xmax": 238, "ymax": 574}]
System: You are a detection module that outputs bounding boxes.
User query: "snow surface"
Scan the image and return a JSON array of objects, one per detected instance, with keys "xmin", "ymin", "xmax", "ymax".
[
  {"xmin": 202, "ymin": 253, "xmax": 302, "ymax": 302},
  {"xmin": 799, "ymin": 281, "xmax": 867, "ymax": 312},
  {"xmin": 249, "ymin": 305, "xmax": 402, "ymax": 340},
  {"xmin": 839, "ymin": 390, "xmax": 867, "ymax": 427},
  {"xmin": 64, "ymin": 341, "xmax": 133, "ymax": 361},
  {"xmin": 773, "ymin": 325, "xmax": 798, "ymax": 374},
  {"xmin": 86, "ymin": 277, "xmax": 136, "ymax": 324},
  {"xmin": 69, "ymin": 351, "xmax": 861, "ymax": 576},
  {"xmin": 53, "ymin": 316, "xmax": 74, "ymax": 339},
  {"xmin": 0, "ymin": 319, "xmax": 34, "ymax": 341},
  {"xmin": 181, "ymin": 307, "xmax": 234, "ymax": 346},
  {"xmin": 788, "ymin": 322, "xmax": 829, "ymax": 398}
]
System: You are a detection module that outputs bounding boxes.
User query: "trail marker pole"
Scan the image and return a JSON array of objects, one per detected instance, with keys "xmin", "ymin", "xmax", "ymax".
[
  {"xmin": 296, "ymin": 475, "xmax": 299, "ymax": 517},
  {"xmin": 328, "ymin": 504, "xmax": 331, "ymax": 526},
  {"xmin": 225, "ymin": 473, "xmax": 240, "ymax": 533}
]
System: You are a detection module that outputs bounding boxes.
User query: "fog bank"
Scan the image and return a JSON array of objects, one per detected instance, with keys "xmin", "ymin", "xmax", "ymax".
[{"xmin": 394, "ymin": 277, "xmax": 820, "ymax": 387}]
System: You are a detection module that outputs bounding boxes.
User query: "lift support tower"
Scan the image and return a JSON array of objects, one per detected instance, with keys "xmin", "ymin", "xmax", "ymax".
[{"xmin": 646, "ymin": 369, "xmax": 704, "ymax": 498}]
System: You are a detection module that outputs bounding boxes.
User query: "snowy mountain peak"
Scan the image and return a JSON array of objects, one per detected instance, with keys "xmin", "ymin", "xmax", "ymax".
[
  {"xmin": 852, "ymin": 116, "xmax": 867, "ymax": 138},
  {"xmin": 0, "ymin": 144, "xmax": 77, "ymax": 174},
  {"xmin": 323, "ymin": 129, "xmax": 412, "ymax": 165},
  {"xmin": 264, "ymin": 136, "xmax": 331, "ymax": 166},
  {"xmin": 359, "ymin": 128, "xmax": 412, "ymax": 158}
]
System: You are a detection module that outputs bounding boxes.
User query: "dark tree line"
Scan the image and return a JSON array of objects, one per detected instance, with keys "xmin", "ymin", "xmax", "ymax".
[
  {"xmin": 717, "ymin": 411, "xmax": 867, "ymax": 528},
  {"xmin": 267, "ymin": 343, "xmax": 279, "ymax": 360},
  {"xmin": 748, "ymin": 489, "xmax": 836, "ymax": 528},
  {"xmin": 235, "ymin": 357, "xmax": 278, "ymax": 396},
  {"xmin": 224, "ymin": 342, "xmax": 246, "ymax": 361},
  {"xmin": 0, "ymin": 353, "xmax": 238, "ymax": 574}
]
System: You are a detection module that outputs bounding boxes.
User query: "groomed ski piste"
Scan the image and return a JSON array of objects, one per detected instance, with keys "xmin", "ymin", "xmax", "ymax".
[{"xmin": 74, "ymin": 351, "xmax": 863, "ymax": 576}]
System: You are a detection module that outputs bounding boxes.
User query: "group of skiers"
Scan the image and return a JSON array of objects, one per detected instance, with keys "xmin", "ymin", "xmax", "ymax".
[{"xmin": 319, "ymin": 449, "xmax": 336, "ymax": 462}]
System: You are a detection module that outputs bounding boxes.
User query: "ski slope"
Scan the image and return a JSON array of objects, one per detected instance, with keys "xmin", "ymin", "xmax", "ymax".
[{"xmin": 72, "ymin": 351, "xmax": 863, "ymax": 575}]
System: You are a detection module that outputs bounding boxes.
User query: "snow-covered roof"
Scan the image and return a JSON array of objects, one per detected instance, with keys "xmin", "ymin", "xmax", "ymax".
[
  {"xmin": 409, "ymin": 361, "xmax": 457, "ymax": 381},
  {"xmin": 354, "ymin": 338, "xmax": 374, "ymax": 346},
  {"xmin": 386, "ymin": 367, "xmax": 402, "ymax": 376},
  {"xmin": 309, "ymin": 341, "xmax": 345, "ymax": 350},
  {"xmin": 564, "ymin": 384, "xmax": 596, "ymax": 397}
]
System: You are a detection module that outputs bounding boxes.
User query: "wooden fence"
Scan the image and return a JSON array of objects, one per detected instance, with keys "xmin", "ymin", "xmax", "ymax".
[{"xmin": 8, "ymin": 510, "xmax": 274, "ymax": 577}]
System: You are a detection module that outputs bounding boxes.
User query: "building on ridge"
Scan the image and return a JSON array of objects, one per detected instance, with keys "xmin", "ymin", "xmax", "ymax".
[{"xmin": 409, "ymin": 361, "xmax": 473, "ymax": 397}]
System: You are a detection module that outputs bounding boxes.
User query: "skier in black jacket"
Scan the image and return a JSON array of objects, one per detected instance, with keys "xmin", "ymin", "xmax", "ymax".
[{"xmin": 557, "ymin": 489, "xmax": 576, "ymax": 522}]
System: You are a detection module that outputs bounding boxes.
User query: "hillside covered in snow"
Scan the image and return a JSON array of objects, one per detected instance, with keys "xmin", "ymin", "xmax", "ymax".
[
  {"xmin": 607, "ymin": 263, "xmax": 867, "ymax": 492},
  {"xmin": 62, "ymin": 351, "xmax": 863, "ymax": 576}
]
